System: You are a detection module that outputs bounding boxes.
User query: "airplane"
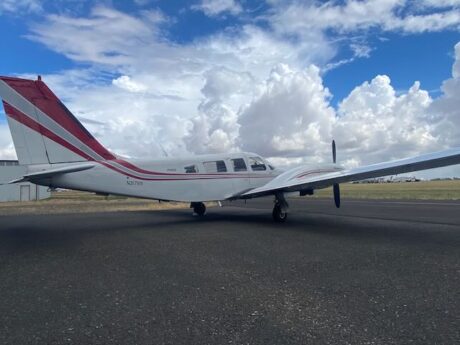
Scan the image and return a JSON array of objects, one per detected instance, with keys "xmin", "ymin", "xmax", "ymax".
[{"xmin": 0, "ymin": 75, "xmax": 459, "ymax": 222}]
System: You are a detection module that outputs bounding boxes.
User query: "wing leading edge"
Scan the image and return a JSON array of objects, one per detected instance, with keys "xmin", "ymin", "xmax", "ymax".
[{"xmin": 243, "ymin": 147, "xmax": 460, "ymax": 198}]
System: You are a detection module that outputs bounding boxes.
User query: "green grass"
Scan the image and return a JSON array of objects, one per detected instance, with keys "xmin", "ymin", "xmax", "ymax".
[
  {"xmin": 312, "ymin": 180, "xmax": 460, "ymax": 200},
  {"xmin": 48, "ymin": 190, "xmax": 128, "ymax": 201}
]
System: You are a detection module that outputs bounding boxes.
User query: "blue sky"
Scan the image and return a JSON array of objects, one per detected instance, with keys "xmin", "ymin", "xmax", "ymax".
[{"xmin": 0, "ymin": 0, "xmax": 460, "ymax": 177}]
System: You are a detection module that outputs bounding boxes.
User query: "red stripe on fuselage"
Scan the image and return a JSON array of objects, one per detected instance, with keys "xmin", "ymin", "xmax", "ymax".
[{"xmin": 98, "ymin": 161, "xmax": 261, "ymax": 181}]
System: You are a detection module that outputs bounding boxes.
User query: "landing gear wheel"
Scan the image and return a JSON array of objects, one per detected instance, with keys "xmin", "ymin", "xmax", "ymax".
[
  {"xmin": 191, "ymin": 202, "xmax": 206, "ymax": 216},
  {"xmin": 272, "ymin": 204, "xmax": 287, "ymax": 222}
]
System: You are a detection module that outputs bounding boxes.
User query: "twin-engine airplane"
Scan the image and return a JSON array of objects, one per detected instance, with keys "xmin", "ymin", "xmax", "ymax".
[{"xmin": 1, "ymin": 76, "xmax": 460, "ymax": 221}]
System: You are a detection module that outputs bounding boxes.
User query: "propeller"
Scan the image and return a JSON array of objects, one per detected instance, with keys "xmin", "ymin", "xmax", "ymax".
[
  {"xmin": 332, "ymin": 140, "xmax": 340, "ymax": 208},
  {"xmin": 333, "ymin": 183, "xmax": 341, "ymax": 208},
  {"xmin": 332, "ymin": 139, "xmax": 336, "ymax": 164}
]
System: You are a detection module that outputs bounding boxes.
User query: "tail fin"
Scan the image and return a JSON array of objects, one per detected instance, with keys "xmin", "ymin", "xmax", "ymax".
[{"xmin": 0, "ymin": 76, "xmax": 114, "ymax": 165}]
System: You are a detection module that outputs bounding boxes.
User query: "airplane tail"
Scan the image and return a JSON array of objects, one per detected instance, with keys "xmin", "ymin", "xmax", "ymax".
[{"xmin": 0, "ymin": 76, "xmax": 115, "ymax": 165}]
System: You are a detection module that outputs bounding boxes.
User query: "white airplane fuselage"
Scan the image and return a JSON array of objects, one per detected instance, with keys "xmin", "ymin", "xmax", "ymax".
[
  {"xmin": 29, "ymin": 153, "xmax": 338, "ymax": 202},
  {"xmin": 30, "ymin": 152, "xmax": 279, "ymax": 202}
]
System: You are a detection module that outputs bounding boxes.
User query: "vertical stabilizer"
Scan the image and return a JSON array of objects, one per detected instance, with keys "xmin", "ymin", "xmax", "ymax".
[{"xmin": 0, "ymin": 76, "xmax": 115, "ymax": 165}]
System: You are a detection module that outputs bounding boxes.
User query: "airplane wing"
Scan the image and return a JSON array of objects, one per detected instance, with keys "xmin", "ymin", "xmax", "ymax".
[
  {"xmin": 243, "ymin": 147, "xmax": 460, "ymax": 198},
  {"xmin": 7, "ymin": 163, "xmax": 96, "ymax": 184}
]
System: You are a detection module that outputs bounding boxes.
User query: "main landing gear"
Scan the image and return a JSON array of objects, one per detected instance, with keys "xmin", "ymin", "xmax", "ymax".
[
  {"xmin": 272, "ymin": 193, "xmax": 289, "ymax": 222},
  {"xmin": 191, "ymin": 202, "xmax": 206, "ymax": 216}
]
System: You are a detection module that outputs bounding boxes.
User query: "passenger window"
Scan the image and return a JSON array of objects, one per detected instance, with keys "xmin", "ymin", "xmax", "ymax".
[
  {"xmin": 249, "ymin": 157, "xmax": 266, "ymax": 171},
  {"xmin": 231, "ymin": 158, "xmax": 247, "ymax": 172},
  {"xmin": 203, "ymin": 160, "xmax": 227, "ymax": 173},
  {"xmin": 184, "ymin": 165, "xmax": 198, "ymax": 173}
]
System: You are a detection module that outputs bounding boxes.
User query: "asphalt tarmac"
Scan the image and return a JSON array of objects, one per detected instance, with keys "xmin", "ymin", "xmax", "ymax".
[{"xmin": 0, "ymin": 198, "xmax": 459, "ymax": 345}]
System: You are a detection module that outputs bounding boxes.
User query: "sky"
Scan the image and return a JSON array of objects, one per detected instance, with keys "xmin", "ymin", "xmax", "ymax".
[{"xmin": 0, "ymin": 0, "xmax": 460, "ymax": 178}]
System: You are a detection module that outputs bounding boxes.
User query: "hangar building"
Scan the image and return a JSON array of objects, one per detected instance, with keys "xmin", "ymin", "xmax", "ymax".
[{"xmin": 0, "ymin": 160, "xmax": 50, "ymax": 202}]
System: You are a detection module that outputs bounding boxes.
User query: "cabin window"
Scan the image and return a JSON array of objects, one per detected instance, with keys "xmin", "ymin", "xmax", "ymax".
[
  {"xmin": 249, "ymin": 157, "xmax": 266, "ymax": 171},
  {"xmin": 184, "ymin": 165, "xmax": 198, "ymax": 173},
  {"xmin": 231, "ymin": 158, "xmax": 247, "ymax": 172},
  {"xmin": 203, "ymin": 160, "xmax": 227, "ymax": 173}
]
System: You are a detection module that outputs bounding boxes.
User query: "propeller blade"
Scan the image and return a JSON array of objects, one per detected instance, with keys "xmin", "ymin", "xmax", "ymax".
[
  {"xmin": 332, "ymin": 140, "xmax": 336, "ymax": 164},
  {"xmin": 333, "ymin": 183, "xmax": 341, "ymax": 208}
]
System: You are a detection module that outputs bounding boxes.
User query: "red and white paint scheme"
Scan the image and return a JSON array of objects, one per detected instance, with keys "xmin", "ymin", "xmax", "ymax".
[{"xmin": 1, "ymin": 76, "xmax": 460, "ymax": 221}]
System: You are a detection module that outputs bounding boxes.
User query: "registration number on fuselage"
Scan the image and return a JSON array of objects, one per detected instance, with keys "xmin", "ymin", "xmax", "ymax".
[{"xmin": 127, "ymin": 180, "xmax": 143, "ymax": 186}]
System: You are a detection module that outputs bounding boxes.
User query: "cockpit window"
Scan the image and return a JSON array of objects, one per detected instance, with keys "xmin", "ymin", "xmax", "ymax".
[
  {"xmin": 249, "ymin": 157, "xmax": 266, "ymax": 171},
  {"xmin": 203, "ymin": 160, "xmax": 227, "ymax": 173},
  {"xmin": 231, "ymin": 158, "xmax": 247, "ymax": 172},
  {"xmin": 184, "ymin": 165, "xmax": 198, "ymax": 173}
]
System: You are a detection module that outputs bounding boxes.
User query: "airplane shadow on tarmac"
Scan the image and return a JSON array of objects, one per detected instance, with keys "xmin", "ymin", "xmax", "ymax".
[{"xmin": 0, "ymin": 207, "xmax": 458, "ymax": 253}]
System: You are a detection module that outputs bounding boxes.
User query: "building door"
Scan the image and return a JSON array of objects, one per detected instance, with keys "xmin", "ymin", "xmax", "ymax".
[{"xmin": 20, "ymin": 185, "xmax": 30, "ymax": 201}]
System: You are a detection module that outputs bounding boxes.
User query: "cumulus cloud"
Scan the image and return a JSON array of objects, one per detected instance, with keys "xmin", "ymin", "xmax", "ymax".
[
  {"xmin": 335, "ymin": 76, "xmax": 436, "ymax": 164},
  {"xmin": 185, "ymin": 66, "xmax": 253, "ymax": 154},
  {"xmin": 428, "ymin": 42, "xmax": 460, "ymax": 148},
  {"xmin": 239, "ymin": 64, "xmax": 335, "ymax": 160},
  {"xmin": 192, "ymin": 0, "xmax": 242, "ymax": 17}
]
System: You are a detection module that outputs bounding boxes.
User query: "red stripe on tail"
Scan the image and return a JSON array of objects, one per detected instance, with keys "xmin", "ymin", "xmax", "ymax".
[
  {"xmin": 3, "ymin": 101, "xmax": 94, "ymax": 161},
  {"xmin": 0, "ymin": 76, "xmax": 115, "ymax": 160}
]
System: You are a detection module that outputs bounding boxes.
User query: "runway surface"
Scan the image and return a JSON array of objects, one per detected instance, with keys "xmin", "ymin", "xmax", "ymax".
[{"xmin": 0, "ymin": 198, "xmax": 459, "ymax": 345}]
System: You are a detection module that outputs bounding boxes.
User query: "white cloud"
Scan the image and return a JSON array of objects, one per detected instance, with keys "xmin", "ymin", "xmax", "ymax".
[
  {"xmin": 335, "ymin": 76, "xmax": 436, "ymax": 164},
  {"xmin": 453, "ymin": 42, "xmax": 460, "ymax": 78},
  {"xmin": 268, "ymin": 0, "xmax": 460, "ymax": 34},
  {"xmin": 184, "ymin": 67, "xmax": 253, "ymax": 154},
  {"xmin": 0, "ymin": 124, "xmax": 16, "ymax": 160},
  {"xmin": 0, "ymin": 0, "xmax": 41, "ymax": 14},
  {"xmin": 420, "ymin": 0, "xmax": 460, "ymax": 8},
  {"xmin": 192, "ymin": 0, "xmax": 242, "ymax": 17},
  {"xmin": 238, "ymin": 64, "xmax": 335, "ymax": 160},
  {"xmin": 428, "ymin": 42, "xmax": 460, "ymax": 148},
  {"xmin": 112, "ymin": 76, "xmax": 147, "ymax": 93},
  {"xmin": 27, "ymin": 6, "xmax": 168, "ymax": 66}
]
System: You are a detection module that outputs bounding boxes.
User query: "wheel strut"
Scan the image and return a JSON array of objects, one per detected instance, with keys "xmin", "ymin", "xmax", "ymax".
[{"xmin": 272, "ymin": 193, "xmax": 289, "ymax": 222}]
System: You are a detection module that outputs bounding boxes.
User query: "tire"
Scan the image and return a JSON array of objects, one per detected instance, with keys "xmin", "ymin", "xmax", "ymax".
[
  {"xmin": 272, "ymin": 204, "xmax": 287, "ymax": 222},
  {"xmin": 193, "ymin": 202, "xmax": 206, "ymax": 216}
]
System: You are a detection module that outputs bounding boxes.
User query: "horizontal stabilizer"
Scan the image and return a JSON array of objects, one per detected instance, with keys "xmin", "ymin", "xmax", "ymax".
[{"xmin": 8, "ymin": 163, "xmax": 96, "ymax": 184}]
